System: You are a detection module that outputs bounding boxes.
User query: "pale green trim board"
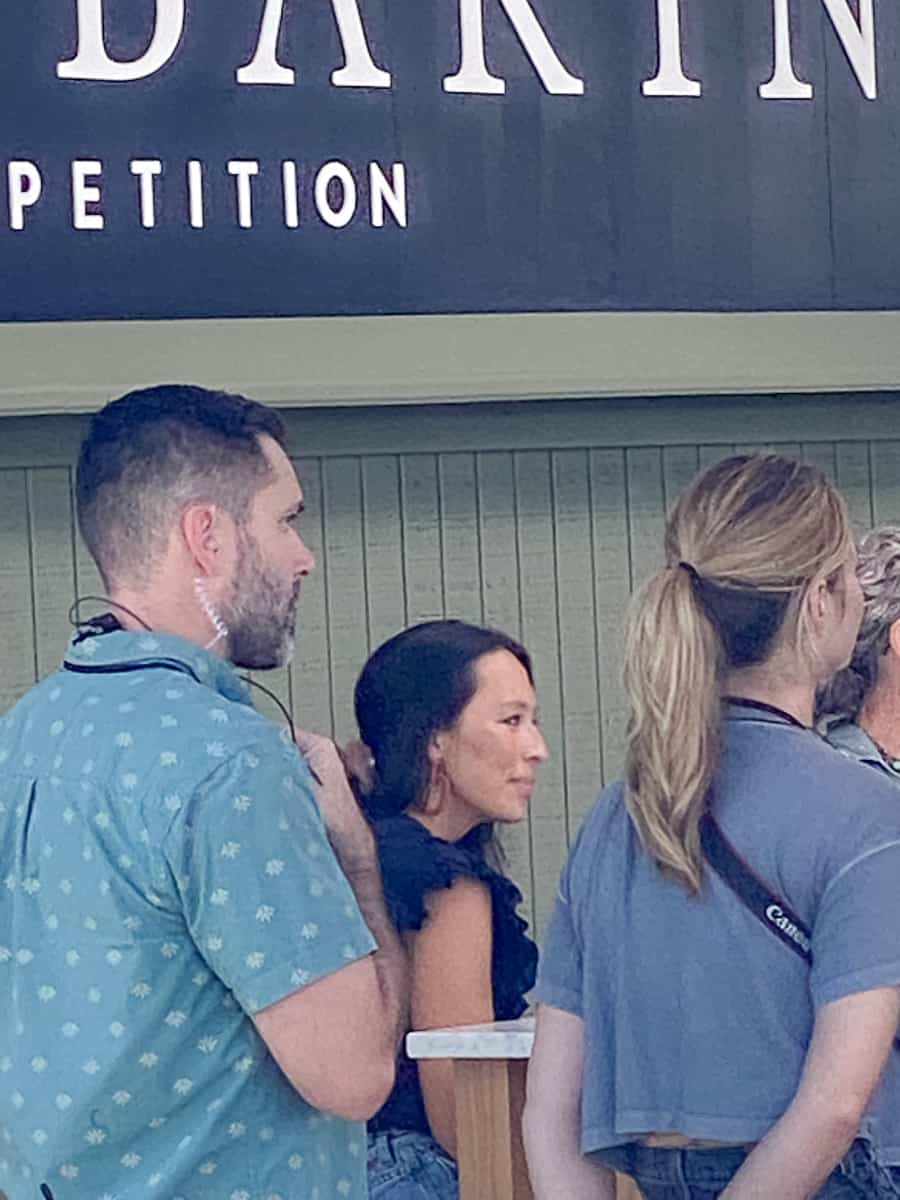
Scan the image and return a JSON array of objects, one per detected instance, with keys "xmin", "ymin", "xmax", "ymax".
[{"xmin": 1, "ymin": 311, "xmax": 900, "ymax": 415}]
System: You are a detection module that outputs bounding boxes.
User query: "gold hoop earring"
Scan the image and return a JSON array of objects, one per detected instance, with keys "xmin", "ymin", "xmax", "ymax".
[{"xmin": 422, "ymin": 761, "xmax": 448, "ymax": 816}]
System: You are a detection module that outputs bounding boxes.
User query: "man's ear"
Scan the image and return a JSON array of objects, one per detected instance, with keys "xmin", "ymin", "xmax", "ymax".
[{"xmin": 180, "ymin": 503, "xmax": 227, "ymax": 575}]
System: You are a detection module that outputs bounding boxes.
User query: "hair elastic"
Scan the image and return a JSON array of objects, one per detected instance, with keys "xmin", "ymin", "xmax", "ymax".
[{"xmin": 678, "ymin": 560, "xmax": 702, "ymax": 585}]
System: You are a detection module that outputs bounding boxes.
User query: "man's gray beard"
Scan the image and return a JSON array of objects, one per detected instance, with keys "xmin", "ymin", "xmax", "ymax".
[
  {"xmin": 225, "ymin": 533, "xmax": 299, "ymax": 670},
  {"xmin": 229, "ymin": 604, "xmax": 296, "ymax": 671}
]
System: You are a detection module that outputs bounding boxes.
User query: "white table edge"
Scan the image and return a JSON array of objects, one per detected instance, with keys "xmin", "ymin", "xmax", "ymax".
[{"xmin": 406, "ymin": 1018, "xmax": 535, "ymax": 1061}]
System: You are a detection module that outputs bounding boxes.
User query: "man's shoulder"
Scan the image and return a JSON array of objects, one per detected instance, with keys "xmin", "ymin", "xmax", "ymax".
[
  {"xmin": 2, "ymin": 662, "xmax": 302, "ymax": 790},
  {"xmin": 822, "ymin": 719, "xmax": 900, "ymax": 781},
  {"xmin": 0, "ymin": 669, "xmax": 73, "ymax": 739},
  {"xmin": 803, "ymin": 724, "xmax": 900, "ymax": 806},
  {"xmin": 126, "ymin": 673, "xmax": 299, "ymax": 778}
]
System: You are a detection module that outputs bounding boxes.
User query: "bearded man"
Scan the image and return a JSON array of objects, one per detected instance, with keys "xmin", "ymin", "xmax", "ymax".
[{"xmin": 0, "ymin": 384, "xmax": 406, "ymax": 1200}]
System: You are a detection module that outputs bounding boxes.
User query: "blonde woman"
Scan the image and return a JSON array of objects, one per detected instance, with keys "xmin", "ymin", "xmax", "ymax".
[{"xmin": 524, "ymin": 455, "xmax": 900, "ymax": 1199}]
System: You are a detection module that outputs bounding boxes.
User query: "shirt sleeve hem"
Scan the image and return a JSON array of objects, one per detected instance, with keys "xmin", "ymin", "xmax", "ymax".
[
  {"xmin": 532, "ymin": 983, "xmax": 583, "ymax": 1017},
  {"xmin": 812, "ymin": 959, "xmax": 900, "ymax": 1008},
  {"xmin": 236, "ymin": 933, "xmax": 378, "ymax": 1015}
]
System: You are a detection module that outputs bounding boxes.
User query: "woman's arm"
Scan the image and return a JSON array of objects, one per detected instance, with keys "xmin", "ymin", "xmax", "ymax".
[
  {"xmin": 523, "ymin": 1005, "xmax": 617, "ymax": 1200},
  {"xmin": 410, "ymin": 876, "xmax": 496, "ymax": 1157},
  {"xmin": 722, "ymin": 986, "xmax": 900, "ymax": 1200}
]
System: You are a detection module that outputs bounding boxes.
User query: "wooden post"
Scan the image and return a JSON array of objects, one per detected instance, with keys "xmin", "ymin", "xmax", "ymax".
[
  {"xmin": 453, "ymin": 1057, "xmax": 643, "ymax": 1200},
  {"xmin": 455, "ymin": 1058, "xmax": 532, "ymax": 1200}
]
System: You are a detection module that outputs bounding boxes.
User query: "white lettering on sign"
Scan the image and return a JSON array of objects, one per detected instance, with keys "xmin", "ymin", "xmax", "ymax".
[
  {"xmin": 227, "ymin": 160, "xmax": 260, "ymax": 227},
  {"xmin": 187, "ymin": 160, "xmax": 204, "ymax": 228},
  {"xmin": 3, "ymin": 158, "xmax": 410, "ymax": 233},
  {"xmin": 329, "ymin": 0, "xmax": 392, "ymax": 87},
  {"xmin": 7, "ymin": 161, "xmax": 43, "ymax": 231},
  {"xmin": 57, "ymin": 0, "xmax": 185, "ymax": 82},
  {"xmin": 642, "ymin": 0, "xmax": 702, "ymax": 97},
  {"xmin": 761, "ymin": 0, "xmax": 877, "ymax": 100},
  {"xmin": 443, "ymin": 0, "xmax": 584, "ymax": 95},
  {"xmin": 130, "ymin": 159, "xmax": 163, "ymax": 227},
  {"xmin": 282, "ymin": 160, "xmax": 300, "ymax": 228},
  {"xmin": 760, "ymin": 0, "xmax": 812, "ymax": 99},
  {"xmin": 822, "ymin": 0, "xmax": 877, "ymax": 99},
  {"xmin": 71, "ymin": 159, "xmax": 104, "ymax": 229},
  {"xmin": 237, "ymin": 0, "xmax": 295, "ymax": 84},
  {"xmin": 315, "ymin": 161, "xmax": 357, "ymax": 227},
  {"xmin": 237, "ymin": 0, "xmax": 391, "ymax": 88},
  {"xmin": 369, "ymin": 163, "xmax": 407, "ymax": 228},
  {"xmin": 49, "ymin": 1, "xmax": 883, "ymax": 100}
]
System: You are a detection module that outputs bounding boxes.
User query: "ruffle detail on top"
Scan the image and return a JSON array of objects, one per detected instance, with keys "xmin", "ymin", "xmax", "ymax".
[{"xmin": 374, "ymin": 814, "xmax": 537, "ymax": 1019}]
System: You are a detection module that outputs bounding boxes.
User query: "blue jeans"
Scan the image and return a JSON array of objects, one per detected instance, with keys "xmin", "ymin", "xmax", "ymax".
[
  {"xmin": 368, "ymin": 1129, "xmax": 459, "ymax": 1200},
  {"xmin": 594, "ymin": 1140, "xmax": 900, "ymax": 1199}
]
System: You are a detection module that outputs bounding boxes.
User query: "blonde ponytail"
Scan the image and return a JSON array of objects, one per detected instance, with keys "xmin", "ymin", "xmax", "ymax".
[
  {"xmin": 624, "ymin": 564, "xmax": 721, "ymax": 893},
  {"xmin": 623, "ymin": 454, "xmax": 851, "ymax": 894}
]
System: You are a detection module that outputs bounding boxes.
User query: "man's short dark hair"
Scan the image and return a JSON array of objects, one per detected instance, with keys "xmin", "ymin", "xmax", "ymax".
[{"xmin": 76, "ymin": 383, "xmax": 287, "ymax": 588}]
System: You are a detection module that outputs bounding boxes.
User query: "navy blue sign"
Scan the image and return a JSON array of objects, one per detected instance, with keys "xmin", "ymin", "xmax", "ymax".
[{"xmin": 1, "ymin": 0, "xmax": 899, "ymax": 321}]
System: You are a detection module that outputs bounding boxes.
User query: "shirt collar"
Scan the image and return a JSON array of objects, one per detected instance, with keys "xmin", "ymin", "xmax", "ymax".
[
  {"xmin": 824, "ymin": 718, "xmax": 900, "ymax": 779},
  {"xmin": 722, "ymin": 696, "xmax": 808, "ymax": 730},
  {"xmin": 63, "ymin": 628, "xmax": 252, "ymax": 707}
]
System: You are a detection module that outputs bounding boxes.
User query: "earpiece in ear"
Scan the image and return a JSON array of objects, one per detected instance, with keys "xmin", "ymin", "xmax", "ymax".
[{"xmin": 194, "ymin": 577, "xmax": 229, "ymax": 649}]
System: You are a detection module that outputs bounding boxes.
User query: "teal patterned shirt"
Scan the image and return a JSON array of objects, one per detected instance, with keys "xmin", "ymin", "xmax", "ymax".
[{"xmin": 0, "ymin": 629, "xmax": 375, "ymax": 1200}]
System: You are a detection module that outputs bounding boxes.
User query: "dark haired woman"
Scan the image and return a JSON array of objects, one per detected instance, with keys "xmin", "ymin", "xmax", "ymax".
[
  {"xmin": 524, "ymin": 454, "xmax": 900, "ymax": 1198},
  {"xmin": 353, "ymin": 619, "xmax": 547, "ymax": 1200}
]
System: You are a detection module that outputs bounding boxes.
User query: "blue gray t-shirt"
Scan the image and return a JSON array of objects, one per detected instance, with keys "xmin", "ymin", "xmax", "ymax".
[
  {"xmin": 536, "ymin": 700, "xmax": 900, "ymax": 1163},
  {"xmin": 824, "ymin": 717, "xmax": 900, "ymax": 785},
  {"xmin": 0, "ymin": 629, "xmax": 376, "ymax": 1200}
]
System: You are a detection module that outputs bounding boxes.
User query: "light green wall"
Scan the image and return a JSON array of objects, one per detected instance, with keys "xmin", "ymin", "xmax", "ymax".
[
  {"xmin": 1, "ymin": 392, "xmax": 899, "ymax": 934},
  {"xmin": 2, "ymin": 312, "xmax": 900, "ymax": 415}
]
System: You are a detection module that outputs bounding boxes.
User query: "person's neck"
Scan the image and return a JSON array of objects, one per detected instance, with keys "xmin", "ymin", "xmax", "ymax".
[
  {"xmin": 107, "ymin": 588, "xmax": 229, "ymax": 659},
  {"xmin": 406, "ymin": 804, "xmax": 481, "ymax": 845},
  {"xmin": 858, "ymin": 683, "xmax": 900, "ymax": 761},
  {"xmin": 722, "ymin": 666, "xmax": 816, "ymax": 728}
]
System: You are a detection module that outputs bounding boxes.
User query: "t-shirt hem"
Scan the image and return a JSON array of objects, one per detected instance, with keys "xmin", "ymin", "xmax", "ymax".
[
  {"xmin": 582, "ymin": 1111, "xmax": 778, "ymax": 1152},
  {"xmin": 812, "ymin": 959, "xmax": 900, "ymax": 1008},
  {"xmin": 237, "ymin": 934, "xmax": 378, "ymax": 1014}
]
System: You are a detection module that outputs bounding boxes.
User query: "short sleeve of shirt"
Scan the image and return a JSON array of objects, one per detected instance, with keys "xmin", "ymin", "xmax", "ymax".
[
  {"xmin": 163, "ymin": 739, "xmax": 377, "ymax": 1014},
  {"xmin": 811, "ymin": 840, "xmax": 900, "ymax": 1008},
  {"xmin": 534, "ymin": 853, "xmax": 584, "ymax": 1017}
]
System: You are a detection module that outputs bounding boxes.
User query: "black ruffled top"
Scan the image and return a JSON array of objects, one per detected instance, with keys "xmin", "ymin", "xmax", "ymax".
[{"xmin": 368, "ymin": 813, "xmax": 538, "ymax": 1139}]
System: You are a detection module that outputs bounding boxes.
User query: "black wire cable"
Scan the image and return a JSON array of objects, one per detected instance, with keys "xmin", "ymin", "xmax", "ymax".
[
  {"xmin": 68, "ymin": 595, "xmax": 300, "ymax": 747},
  {"xmin": 242, "ymin": 675, "xmax": 298, "ymax": 747},
  {"xmin": 67, "ymin": 595, "xmax": 153, "ymax": 632}
]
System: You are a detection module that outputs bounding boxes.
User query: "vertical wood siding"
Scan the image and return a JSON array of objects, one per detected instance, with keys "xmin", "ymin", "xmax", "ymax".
[{"xmin": 1, "ymin": 425, "xmax": 899, "ymax": 936}]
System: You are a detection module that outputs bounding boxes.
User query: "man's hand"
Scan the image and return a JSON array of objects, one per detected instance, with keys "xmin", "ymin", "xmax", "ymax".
[
  {"xmin": 292, "ymin": 731, "xmax": 410, "ymax": 1060},
  {"xmin": 294, "ymin": 729, "xmax": 375, "ymax": 871},
  {"xmin": 340, "ymin": 739, "xmax": 377, "ymax": 800}
]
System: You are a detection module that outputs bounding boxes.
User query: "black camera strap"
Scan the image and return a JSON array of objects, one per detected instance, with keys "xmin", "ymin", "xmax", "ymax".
[{"xmin": 699, "ymin": 812, "xmax": 812, "ymax": 965}]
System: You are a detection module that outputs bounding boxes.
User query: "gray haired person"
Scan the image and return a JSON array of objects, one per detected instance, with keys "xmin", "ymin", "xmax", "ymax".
[{"xmin": 819, "ymin": 526, "xmax": 900, "ymax": 782}]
